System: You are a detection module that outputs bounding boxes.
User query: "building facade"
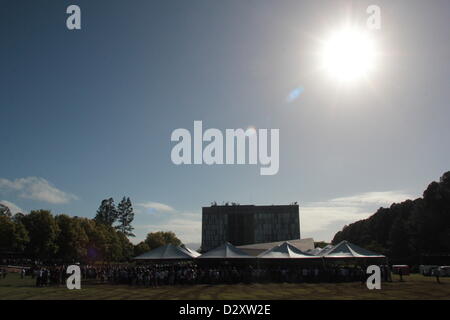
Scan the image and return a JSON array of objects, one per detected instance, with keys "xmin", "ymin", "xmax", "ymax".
[{"xmin": 201, "ymin": 204, "xmax": 300, "ymax": 252}]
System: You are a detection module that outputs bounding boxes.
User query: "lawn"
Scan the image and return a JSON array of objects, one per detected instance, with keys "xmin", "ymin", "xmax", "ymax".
[{"xmin": 0, "ymin": 273, "xmax": 449, "ymax": 300}]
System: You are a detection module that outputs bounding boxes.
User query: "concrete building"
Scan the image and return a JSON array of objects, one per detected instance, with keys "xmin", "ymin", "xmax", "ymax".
[{"xmin": 201, "ymin": 204, "xmax": 300, "ymax": 252}]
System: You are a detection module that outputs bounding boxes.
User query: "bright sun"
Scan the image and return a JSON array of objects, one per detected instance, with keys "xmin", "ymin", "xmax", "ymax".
[{"xmin": 321, "ymin": 28, "xmax": 377, "ymax": 82}]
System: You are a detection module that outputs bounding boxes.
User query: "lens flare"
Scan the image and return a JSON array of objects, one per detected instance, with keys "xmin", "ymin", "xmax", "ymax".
[{"xmin": 287, "ymin": 87, "xmax": 304, "ymax": 103}]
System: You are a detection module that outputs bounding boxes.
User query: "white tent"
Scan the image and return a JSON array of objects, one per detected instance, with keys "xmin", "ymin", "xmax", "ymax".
[
  {"xmin": 237, "ymin": 238, "xmax": 315, "ymax": 256},
  {"xmin": 257, "ymin": 241, "xmax": 318, "ymax": 259},
  {"xmin": 320, "ymin": 241, "xmax": 385, "ymax": 258},
  {"xmin": 181, "ymin": 246, "xmax": 201, "ymax": 258},
  {"xmin": 133, "ymin": 244, "xmax": 199, "ymax": 260},
  {"xmin": 318, "ymin": 244, "xmax": 334, "ymax": 255},
  {"xmin": 198, "ymin": 242, "xmax": 253, "ymax": 259}
]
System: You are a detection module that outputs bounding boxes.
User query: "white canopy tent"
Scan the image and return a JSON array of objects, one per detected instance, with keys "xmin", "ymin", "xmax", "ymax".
[
  {"xmin": 237, "ymin": 238, "xmax": 315, "ymax": 256},
  {"xmin": 316, "ymin": 244, "xmax": 334, "ymax": 256},
  {"xmin": 181, "ymin": 246, "xmax": 201, "ymax": 258},
  {"xmin": 257, "ymin": 242, "xmax": 318, "ymax": 259},
  {"xmin": 320, "ymin": 241, "xmax": 385, "ymax": 259},
  {"xmin": 198, "ymin": 242, "xmax": 253, "ymax": 259},
  {"xmin": 133, "ymin": 244, "xmax": 199, "ymax": 261}
]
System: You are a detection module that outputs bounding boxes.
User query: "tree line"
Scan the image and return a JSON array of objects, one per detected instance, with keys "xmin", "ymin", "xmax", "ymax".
[
  {"xmin": 332, "ymin": 171, "xmax": 450, "ymax": 264},
  {"xmin": 0, "ymin": 197, "xmax": 182, "ymax": 263}
]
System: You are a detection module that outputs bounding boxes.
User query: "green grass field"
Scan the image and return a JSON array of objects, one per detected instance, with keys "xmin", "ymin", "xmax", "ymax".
[{"xmin": 0, "ymin": 273, "xmax": 449, "ymax": 300}]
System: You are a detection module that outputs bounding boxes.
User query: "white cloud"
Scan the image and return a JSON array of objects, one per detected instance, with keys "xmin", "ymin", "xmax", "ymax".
[
  {"xmin": 136, "ymin": 201, "xmax": 175, "ymax": 213},
  {"xmin": 0, "ymin": 200, "xmax": 25, "ymax": 214},
  {"xmin": 133, "ymin": 200, "xmax": 201, "ymax": 244},
  {"xmin": 300, "ymin": 190, "xmax": 415, "ymax": 241},
  {"xmin": 327, "ymin": 191, "xmax": 415, "ymax": 207},
  {"xmin": 136, "ymin": 217, "xmax": 202, "ymax": 244},
  {"xmin": 134, "ymin": 211, "xmax": 202, "ymax": 244},
  {"xmin": 0, "ymin": 177, "xmax": 78, "ymax": 204},
  {"xmin": 301, "ymin": 206, "xmax": 370, "ymax": 233}
]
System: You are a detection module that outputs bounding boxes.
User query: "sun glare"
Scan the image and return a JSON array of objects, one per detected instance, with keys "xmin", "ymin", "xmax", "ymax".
[{"xmin": 321, "ymin": 28, "xmax": 377, "ymax": 82}]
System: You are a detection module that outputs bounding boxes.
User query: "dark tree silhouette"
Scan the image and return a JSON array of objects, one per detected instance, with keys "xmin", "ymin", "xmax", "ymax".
[
  {"xmin": 116, "ymin": 197, "xmax": 135, "ymax": 237},
  {"xmin": 94, "ymin": 198, "xmax": 118, "ymax": 226},
  {"xmin": 332, "ymin": 171, "xmax": 450, "ymax": 263}
]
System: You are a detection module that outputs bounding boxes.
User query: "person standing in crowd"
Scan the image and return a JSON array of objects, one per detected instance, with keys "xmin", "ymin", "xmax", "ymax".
[
  {"xmin": 398, "ymin": 267, "xmax": 404, "ymax": 282},
  {"xmin": 432, "ymin": 268, "xmax": 441, "ymax": 284},
  {"xmin": 36, "ymin": 268, "xmax": 42, "ymax": 287}
]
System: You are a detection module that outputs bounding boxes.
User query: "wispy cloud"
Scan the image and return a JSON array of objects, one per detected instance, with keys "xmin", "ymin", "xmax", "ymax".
[
  {"xmin": 327, "ymin": 191, "xmax": 415, "ymax": 207},
  {"xmin": 136, "ymin": 201, "xmax": 175, "ymax": 213},
  {"xmin": 301, "ymin": 206, "xmax": 372, "ymax": 234},
  {"xmin": 0, "ymin": 200, "xmax": 25, "ymax": 214},
  {"xmin": 135, "ymin": 214, "xmax": 202, "ymax": 244},
  {"xmin": 133, "ymin": 199, "xmax": 201, "ymax": 244},
  {"xmin": 0, "ymin": 177, "xmax": 78, "ymax": 204},
  {"xmin": 301, "ymin": 190, "xmax": 415, "ymax": 241}
]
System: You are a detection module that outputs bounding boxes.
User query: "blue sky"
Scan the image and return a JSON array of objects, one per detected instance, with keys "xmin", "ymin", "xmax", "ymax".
[{"xmin": 1, "ymin": 1, "xmax": 449, "ymax": 246}]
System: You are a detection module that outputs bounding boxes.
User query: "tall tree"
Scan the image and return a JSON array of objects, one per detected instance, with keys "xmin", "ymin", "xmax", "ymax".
[
  {"xmin": 116, "ymin": 197, "xmax": 135, "ymax": 237},
  {"xmin": 21, "ymin": 210, "xmax": 59, "ymax": 259},
  {"xmin": 388, "ymin": 216, "xmax": 411, "ymax": 258},
  {"xmin": 133, "ymin": 241, "xmax": 150, "ymax": 257},
  {"xmin": 12, "ymin": 212, "xmax": 25, "ymax": 223},
  {"xmin": 117, "ymin": 231, "xmax": 134, "ymax": 260},
  {"xmin": 94, "ymin": 198, "xmax": 118, "ymax": 226},
  {"xmin": 0, "ymin": 215, "xmax": 29, "ymax": 252},
  {"xmin": 55, "ymin": 215, "xmax": 89, "ymax": 262},
  {"xmin": 144, "ymin": 231, "xmax": 182, "ymax": 250}
]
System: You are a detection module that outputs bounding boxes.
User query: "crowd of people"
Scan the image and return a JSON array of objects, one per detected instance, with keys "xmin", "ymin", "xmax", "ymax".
[
  {"xmin": 0, "ymin": 258, "xmax": 33, "ymax": 266},
  {"xmin": 4, "ymin": 263, "xmax": 393, "ymax": 287}
]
